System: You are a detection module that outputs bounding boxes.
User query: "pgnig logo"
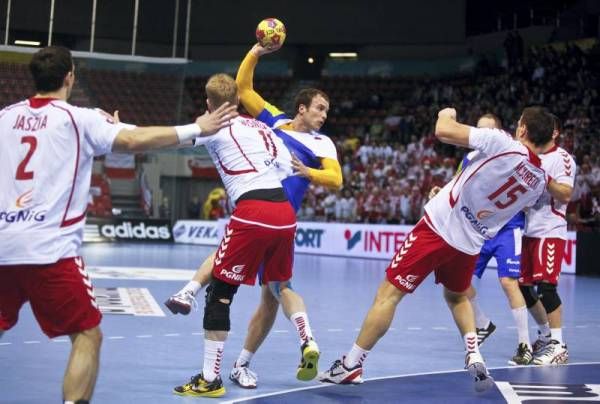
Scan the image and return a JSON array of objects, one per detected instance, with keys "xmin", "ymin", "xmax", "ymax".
[{"xmin": 0, "ymin": 209, "xmax": 46, "ymax": 223}]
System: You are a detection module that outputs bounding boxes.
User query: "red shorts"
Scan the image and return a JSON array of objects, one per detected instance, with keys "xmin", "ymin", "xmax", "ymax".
[
  {"xmin": 0, "ymin": 257, "xmax": 102, "ymax": 338},
  {"xmin": 520, "ymin": 236, "xmax": 565, "ymax": 285},
  {"xmin": 386, "ymin": 218, "xmax": 479, "ymax": 293},
  {"xmin": 212, "ymin": 200, "xmax": 296, "ymax": 286}
]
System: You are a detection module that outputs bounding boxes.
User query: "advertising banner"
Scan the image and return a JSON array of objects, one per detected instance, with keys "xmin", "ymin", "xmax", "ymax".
[{"xmin": 84, "ymin": 218, "xmax": 173, "ymax": 243}]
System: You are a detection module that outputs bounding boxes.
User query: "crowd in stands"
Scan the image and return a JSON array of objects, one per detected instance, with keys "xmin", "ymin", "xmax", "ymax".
[{"xmin": 298, "ymin": 43, "xmax": 600, "ymax": 230}]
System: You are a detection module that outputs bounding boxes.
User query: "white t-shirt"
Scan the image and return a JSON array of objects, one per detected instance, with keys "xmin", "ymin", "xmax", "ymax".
[
  {"xmin": 194, "ymin": 116, "xmax": 288, "ymax": 202},
  {"xmin": 0, "ymin": 98, "xmax": 124, "ymax": 265},
  {"xmin": 524, "ymin": 146, "xmax": 576, "ymax": 239},
  {"xmin": 425, "ymin": 127, "xmax": 547, "ymax": 254}
]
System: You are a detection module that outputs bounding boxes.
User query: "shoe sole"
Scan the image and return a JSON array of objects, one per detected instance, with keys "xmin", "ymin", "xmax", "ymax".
[
  {"xmin": 467, "ymin": 362, "xmax": 494, "ymax": 393},
  {"xmin": 164, "ymin": 299, "xmax": 191, "ymax": 315},
  {"xmin": 297, "ymin": 347, "xmax": 320, "ymax": 381},
  {"xmin": 173, "ymin": 386, "xmax": 226, "ymax": 397}
]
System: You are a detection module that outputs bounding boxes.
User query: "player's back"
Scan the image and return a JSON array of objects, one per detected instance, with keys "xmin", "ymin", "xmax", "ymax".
[
  {"xmin": 195, "ymin": 116, "xmax": 290, "ymax": 202},
  {"xmin": 426, "ymin": 127, "xmax": 547, "ymax": 254},
  {"xmin": 525, "ymin": 146, "xmax": 575, "ymax": 239},
  {"xmin": 0, "ymin": 98, "xmax": 120, "ymax": 265}
]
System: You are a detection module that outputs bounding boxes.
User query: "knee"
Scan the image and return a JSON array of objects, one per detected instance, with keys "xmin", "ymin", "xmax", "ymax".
[
  {"xmin": 74, "ymin": 326, "xmax": 103, "ymax": 349},
  {"xmin": 203, "ymin": 279, "xmax": 239, "ymax": 331},
  {"xmin": 538, "ymin": 282, "xmax": 561, "ymax": 314},
  {"xmin": 519, "ymin": 284, "xmax": 538, "ymax": 308},
  {"xmin": 499, "ymin": 276, "xmax": 518, "ymax": 291},
  {"xmin": 443, "ymin": 288, "xmax": 467, "ymax": 305}
]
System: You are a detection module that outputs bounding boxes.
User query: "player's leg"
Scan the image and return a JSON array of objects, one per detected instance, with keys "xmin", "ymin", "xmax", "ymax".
[
  {"xmin": 230, "ymin": 284, "xmax": 279, "ymax": 388},
  {"xmin": 63, "ymin": 326, "xmax": 103, "ymax": 402},
  {"xmin": 26, "ymin": 258, "xmax": 103, "ymax": 403},
  {"xmin": 165, "ymin": 250, "xmax": 216, "ymax": 315},
  {"xmin": 319, "ymin": 220, "xmax": 437, "ymax": 385},
  {"xmin": 520, "ymin": 236, "xmax": 552, "ymax": 354},
  {"xmin": 438, "ymin": 250, "xmax": 494, "ymax": 392},
  {"xmin": 468, "ymin": 244, "xmax": 496, "ymax": 346},
  {"xmin": 534, "ymin": 281, "xmax": 568, "ymax": 365},
  {"xmin": 174, "ymin": 278, "xmax": 238, "ymax": 398},
  {"xmin": 496, "ymin": 228, "xmax": 533, "ymax": 364}
]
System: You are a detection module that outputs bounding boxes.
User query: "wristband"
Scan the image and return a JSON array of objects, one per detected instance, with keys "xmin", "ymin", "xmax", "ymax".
[{"xmin": 175, "ymin": 124, "xmax": 202, "ymax": 143}]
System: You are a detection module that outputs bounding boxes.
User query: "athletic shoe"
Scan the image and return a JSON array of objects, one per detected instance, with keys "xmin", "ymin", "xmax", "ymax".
[
  {"xmin": 533, "ymin": 340, "xmax": 568, "ymax": 365},
  {"xmin": 318, "ymin": 357, "xmax": 363, "ymax": 385},
  {"xmin": 508, "ymin": 343, "xmax": 533, "ymax": 365},
  {"xmin": 476, "ymin": 321, "xmax": 496, "ymax": 347},
  {"xmin": 532, "ymin": 331, "xmax": 551, "ymax": 355},
  {"xmin": 297, "ymin": 339, "xmax": 320, "ymax": 381},
  {"xmin": 465, "ymin": 351, "xmax": 494, "ymax": 392},
  {"xmin": 229, "ymin": 363, "xmax": 258, "ymax": 389},
  {"xmin": 164, "ymin": 290, "xmax": 196, "ymax": 315},
  {"xmin": 173, "ymin": 373, "xmax": 225, "ymax": 397}
]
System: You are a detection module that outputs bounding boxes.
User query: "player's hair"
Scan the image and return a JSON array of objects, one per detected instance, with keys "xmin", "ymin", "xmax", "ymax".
[
  {"xmin": 29, "ymin": 46, "xmax": 73, "ymax": 93},
  {"xmin": 478, "ymin": 113, "xmax": 502, "ymax": 129},
  {"xmin": 294, "ymin": 88, "xmax": 329, "ymax": 113},
  {"xmin": 205, "ymin": 73, "xmax": 238, "ymax": 109},
  {"xmin": 520, "ymin": 106, "xmax": 554, "ymax": 146}
]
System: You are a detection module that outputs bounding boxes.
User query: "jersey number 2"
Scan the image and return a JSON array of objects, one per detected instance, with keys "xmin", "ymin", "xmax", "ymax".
[
  {"xmin": 487, "ymin": 176, "xmax": 527, "ymax": 209},
  {"xmin": 16, "ymin": 136, "xmax": 37, "ymax": 180}
]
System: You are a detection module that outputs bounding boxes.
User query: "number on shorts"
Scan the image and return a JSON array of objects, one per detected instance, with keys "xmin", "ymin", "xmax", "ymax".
[
  {"xmin": 16, "ymin": 136, "xmax": 37, "ymax": 180},
  {"xmin": 487, "ymin": 176, "xmax": 527, "ymax": 209}
]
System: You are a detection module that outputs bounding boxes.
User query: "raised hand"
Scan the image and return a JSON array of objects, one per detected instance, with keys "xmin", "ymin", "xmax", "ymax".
[{"xmin": 196, "ymin": 102, "xmax": 238, "ymax": 135}]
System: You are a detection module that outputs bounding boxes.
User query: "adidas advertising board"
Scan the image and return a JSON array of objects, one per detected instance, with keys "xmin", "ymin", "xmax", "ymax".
[{"xmin": 84, "ymin": 218, "xmax": 173, "ymax": 243}]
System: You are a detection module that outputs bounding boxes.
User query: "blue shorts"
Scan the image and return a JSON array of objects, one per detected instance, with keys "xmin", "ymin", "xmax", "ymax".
[{"xmin": 473, "ymin": 227, "xmax": 522, "ymax": 279}]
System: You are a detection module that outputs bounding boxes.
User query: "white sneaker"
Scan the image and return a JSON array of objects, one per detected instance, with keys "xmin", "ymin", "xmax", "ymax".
[
  {"xmin": 318, "ymin": 357, "xmax": 363, "ymax": 385},
  {"xmin": 229, "ymin": 364, "xmax": 258, "ymax": 389},
  {"xmin": 533, "ymin": 340, "xmax": 568, "ymax": 365},
  {"xmin": 164, "ymin": 290, "xmax": 197, "ymax": 315},
  {"xmin": 465, "ymin": 352, "xmax": 494, "ymax": 392},
  {"xmin": 532, "ymin": 331, "xmax": 551, "ymax": 355}
]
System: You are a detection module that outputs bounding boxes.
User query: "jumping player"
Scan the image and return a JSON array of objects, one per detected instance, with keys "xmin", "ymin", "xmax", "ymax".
[
  {"xmin": 319, "ymin": 106, "xmax": 553, "ymax": 391},
  {"xmin": 166, "ymin": 43, "xmax": 342, "ymax": 388},
  {"xmin": 172, "ymin": 74, "xmax": 320, "ymax": 398}
]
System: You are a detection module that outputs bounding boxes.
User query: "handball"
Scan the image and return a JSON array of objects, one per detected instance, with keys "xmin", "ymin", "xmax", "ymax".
[{"xmin": 256, "ymin": 18, "xmax": 286, "ymax": 49}]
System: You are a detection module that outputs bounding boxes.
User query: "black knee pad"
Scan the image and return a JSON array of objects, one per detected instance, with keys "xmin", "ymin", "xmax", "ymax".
[
  {"xmin": 537, "ymin": 282, "xmax": 561, "ymax": 314},
  {"xmin": 203, "ymin": 279, "xmax": 239, "ymax": 331},
  {"xmin": 519, "ymin": 285, "xmax": 538, "ymax": 308}
]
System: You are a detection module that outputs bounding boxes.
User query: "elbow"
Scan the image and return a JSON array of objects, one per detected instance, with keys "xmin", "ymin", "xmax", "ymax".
[
  {"xmin": 332, "ymin": 176, "xmax": 343, "ymax": 190},
  {"xmin": 558, "ymin": 192, "xmax": 572, "ymax": 204}
]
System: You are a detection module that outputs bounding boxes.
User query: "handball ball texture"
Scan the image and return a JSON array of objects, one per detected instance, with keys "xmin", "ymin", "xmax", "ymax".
[{"xmin": 256, "ymin": 18, "xmax": 286, "ymax": 48}]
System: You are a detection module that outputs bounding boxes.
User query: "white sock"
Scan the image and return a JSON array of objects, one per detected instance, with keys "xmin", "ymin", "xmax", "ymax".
[
  {"xmin": 469, "ymin": 296, "xmax": 490, "ymax": 329},
  {"xmin": 182, "ymin": 280, "xmax": 202, "ymax": 296},
  {"xmin": 511, "ymin": 306, "xmax": 531, "ymax": 347},
  {"xmin": 344, "ymin": 343, "xmax": 369, "ymax": 368},
  {"xmin": 551, "ymin": 328, "xmax": 563, "ymax": 344},
  {"xmin": 203, "ymin": 338, "xmax": 225, "ymax": 382},
  {"xmin": 235, "ymin": 349, "xmax": 254, "ymax": 367},
  {"xmin": 464, "ymin": 331, "xmax": 480, "ymax": 354},
  {"xmin": 290, "ymin": 312, "xmax": 313, "ymax": 344},
  {"xmin": 539, "ymin": 322, "xmax": 551, "ymax": 340}
]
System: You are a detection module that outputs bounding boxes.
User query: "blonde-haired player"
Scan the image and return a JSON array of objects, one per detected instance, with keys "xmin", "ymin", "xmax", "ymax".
[{"xmin": 166, "ymin": 42, "xmax": 342, "ymax": 388}]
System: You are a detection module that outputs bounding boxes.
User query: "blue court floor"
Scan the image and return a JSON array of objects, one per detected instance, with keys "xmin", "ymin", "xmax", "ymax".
[{"xmin": 1, "ymin": 243, "xmax": 599, "ymax": 404}]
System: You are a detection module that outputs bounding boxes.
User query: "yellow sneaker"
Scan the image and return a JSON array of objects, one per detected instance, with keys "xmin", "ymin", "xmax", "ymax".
[
  {"xmin": 173, "ymin": 373, "xmax": 226, "ymax": 398},
  {"xmin": 297, "ymin": 339, "xmax": 320, "ymax": 381}
]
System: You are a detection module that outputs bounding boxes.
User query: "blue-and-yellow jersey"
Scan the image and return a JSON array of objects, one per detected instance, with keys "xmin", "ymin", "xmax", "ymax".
[{"xmin": 236, "ymin": 51, "xmax": 342, "ymax": 211}]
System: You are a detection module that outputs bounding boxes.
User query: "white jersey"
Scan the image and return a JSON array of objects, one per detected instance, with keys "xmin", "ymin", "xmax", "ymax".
[
  {"xmin": 194, "ymin": 116, "xmax": 288, "ymax": 202},
  {"xmin": 524, "ymin": 146, "xmax": 576, "ymax": 239},
  {"xmin": 0, "ymin": 98, "xmax": 124, "ymax": 265},
  {"xmin": 425, "ymin": 127, "xmax": 547, "ymax": 254}
]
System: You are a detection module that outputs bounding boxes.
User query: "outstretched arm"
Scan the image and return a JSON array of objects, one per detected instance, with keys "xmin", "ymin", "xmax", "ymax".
[
  {"xmin": 112, "ymin": 102, "xmax": 237, "ymax": 152},
  {"xmin": 236, "ymin": 44, "xmax": 279, "ymax": 117}
]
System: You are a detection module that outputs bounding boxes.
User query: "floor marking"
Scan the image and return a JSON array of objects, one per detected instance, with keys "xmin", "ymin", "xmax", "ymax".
[
  {"xmin": 53, "ymin": 339, "xmax": 69, "ymax": 343},
  {"xmin": 273, "ymin": 330, "xmax": 289, "ymax": 333},
  {"xmin": 0, "ymin": 342, "xmax": 12, "ymax": 346},
  {"xmin": 407, "ymin": 327, "xmax": 422, "ymax": 330},
  {"xmin": 327, "ymin": 328, "xmax": 343, "ymax": 332},
  {"xmin": 108, "ymin": 336, "xmax": 125, "ymax": 340},
  {"xmin": 24, "ymin": 341, "xmax": 40, "ymax": 344},
  {"xmin": 164, "ymin": 333, "xmax": 180, "ymax": 337},
  {"xmin": 432, "ymin": 327, "xmax": 449, "ymax": 330},
  {"xmin": 136, "ymin": 335, "xmax": 153, "ymax": 338}
]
